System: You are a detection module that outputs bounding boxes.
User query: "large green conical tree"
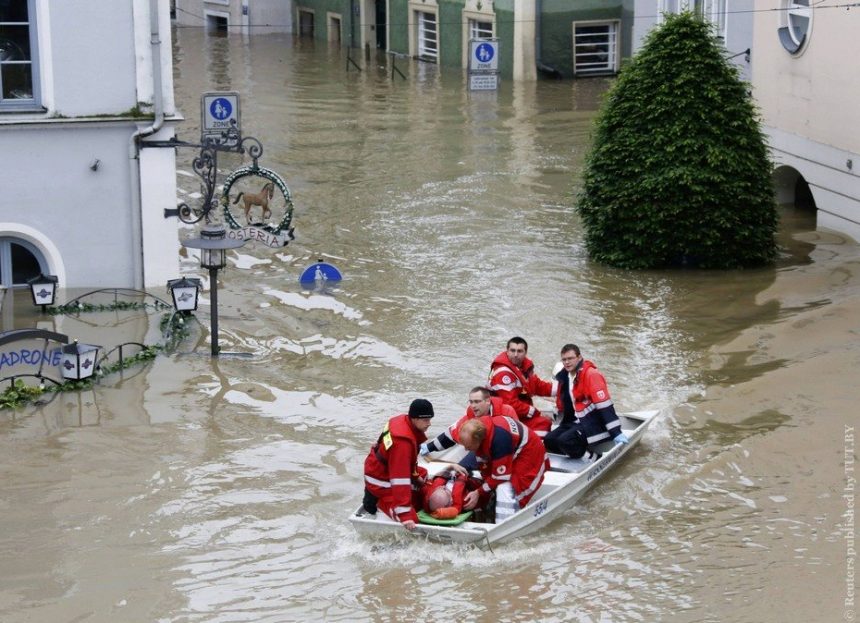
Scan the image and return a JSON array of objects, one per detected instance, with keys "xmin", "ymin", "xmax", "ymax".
[{"xmin": 576, "ymin": 12, "xmax": 777, "ymax": 269}]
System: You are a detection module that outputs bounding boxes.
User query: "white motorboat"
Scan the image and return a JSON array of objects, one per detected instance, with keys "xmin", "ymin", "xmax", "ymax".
[{"xmin": 349, "ymin": 410, "xmax": 658, "ymax": 548}]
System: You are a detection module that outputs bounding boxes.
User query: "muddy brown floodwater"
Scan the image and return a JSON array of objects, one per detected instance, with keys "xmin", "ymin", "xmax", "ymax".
[{"xmin": 0, "ymin": 29, "xmax": 857, "ymax": 623}]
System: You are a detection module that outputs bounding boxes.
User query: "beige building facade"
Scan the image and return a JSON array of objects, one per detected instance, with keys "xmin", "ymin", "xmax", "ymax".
[{"xmin": 753, "ymin": 2, "xmax": 860, "ymax": 242}]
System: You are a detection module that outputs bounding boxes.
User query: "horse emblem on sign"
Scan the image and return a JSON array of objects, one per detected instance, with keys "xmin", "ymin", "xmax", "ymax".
[
  {"xmin": 233, "ymin": 181, "xmax": 274, "ymax": 223},
  {"xmin": 222, "ymin": 166, "xmax": 295, "ymax": 247}
]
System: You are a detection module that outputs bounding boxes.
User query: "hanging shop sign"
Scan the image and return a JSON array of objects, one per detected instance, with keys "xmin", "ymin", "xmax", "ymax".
[
  {"xmin": 0, "ymin": 329, "xmax": 68, "ymax": 383},
  {"xmin": 221, "ymin": 166, "xmax": 295, "ymax": 247}
]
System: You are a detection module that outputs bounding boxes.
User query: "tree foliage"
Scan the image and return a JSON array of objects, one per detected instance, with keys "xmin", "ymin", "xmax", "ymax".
[{"xmin": 576, "ymin": 12, "xmax": 777, "ymax": 269}]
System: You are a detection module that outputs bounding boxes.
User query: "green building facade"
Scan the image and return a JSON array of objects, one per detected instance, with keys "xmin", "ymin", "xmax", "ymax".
[{"xmin": 293, "ymin": 0, "xmax": 634, "ymax": 80}]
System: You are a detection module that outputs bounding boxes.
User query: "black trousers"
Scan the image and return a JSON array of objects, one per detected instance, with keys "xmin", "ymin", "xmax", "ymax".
[
  {"xmin": 544, "ymin": 422, "xmax": 587, "ymax": 458},
  {"xmin": 362, "ymin": 488, "xmax": 378, "ymax": 514}
]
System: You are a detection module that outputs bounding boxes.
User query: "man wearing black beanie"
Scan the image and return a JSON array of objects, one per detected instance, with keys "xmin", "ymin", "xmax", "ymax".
[{"xmin": 362, "ymin": 399, "xmax": 434, "ymax": 530}]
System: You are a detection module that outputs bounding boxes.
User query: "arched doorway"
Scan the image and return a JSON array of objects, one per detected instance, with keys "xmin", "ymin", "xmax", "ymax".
[
  {"xmin": 0, "ymin": 236, "xmax": 48, "ymax": 288},
  {"xmin": 772, "ymin": 165, "xmax": 818, "ymax": 231}
]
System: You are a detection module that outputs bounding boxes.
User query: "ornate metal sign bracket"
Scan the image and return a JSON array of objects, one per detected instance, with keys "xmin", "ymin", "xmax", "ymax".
[{"xmin": 141, "ymin": 128, "xmax": 264, "ymax": 225}]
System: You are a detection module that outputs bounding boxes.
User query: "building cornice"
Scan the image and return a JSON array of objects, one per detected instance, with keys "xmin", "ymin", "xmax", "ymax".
[{"xmin": 0, "ymin": 113, "xmax": 184, "ymax": 130}]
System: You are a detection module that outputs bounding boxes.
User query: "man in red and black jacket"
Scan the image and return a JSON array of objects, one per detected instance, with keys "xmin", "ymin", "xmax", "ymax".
[
  {"xmin": 458, "ymin": 414, "xmax": 550, "ymax": 523},
  {"xmin": 362, "ymin": 398, "xmax": 434, "ymax": 530},
  {"xmin": 488, "ymin": 337, "xmax": 558, "ymax": 438},
  {"xmin": 545, "ymin": 344, "xmax": 628, "ymax": 461}
]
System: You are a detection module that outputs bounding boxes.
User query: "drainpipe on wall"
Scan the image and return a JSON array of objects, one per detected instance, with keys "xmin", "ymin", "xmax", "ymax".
[
  {"xmin": 349, "ymin": 0, "xmax": 356, "ymax": 48},
  {"xmin": 535, "ymin": 0, "xmax": 562, "ymax": 78},
  {"xmin": 128, "ymin": 0, "xmax": 165, "ymax": 289},
  {"xmin": 241, "ymin": 0, "xmax": 250, "ymax": 36}
]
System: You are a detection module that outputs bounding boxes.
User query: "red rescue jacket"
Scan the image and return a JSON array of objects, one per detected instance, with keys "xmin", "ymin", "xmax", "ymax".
[
  {"xmin": 555, "ymin": 360, "xmax": 623, "ymax": 444},
  {"xmin": 363, "ymin": 414, "xmax": 427, "ymax": 523},
  {"xmin": 566, "ymin": 360, "xmax": 612, "ymax": 416},
  {"xmin": 488, "ymin": 351, "xmax": 557, "ymax": 422},
  {"xmin": 471, "ymin": 415, "xmax": 549, "ymax": 508}
]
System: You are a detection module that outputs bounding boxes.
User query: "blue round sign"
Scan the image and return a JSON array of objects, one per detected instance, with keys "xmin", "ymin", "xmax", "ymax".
[
  {"xmin": 475, "ymin": 43, "xmax": 495, "ymax": 63},
  {"xmin": 299, "ymin": 261, "xmax": 343, "ymax": 284},
  {"xmin": 210, "ymin": 98, "xmax": 232, "ymax": 120}
]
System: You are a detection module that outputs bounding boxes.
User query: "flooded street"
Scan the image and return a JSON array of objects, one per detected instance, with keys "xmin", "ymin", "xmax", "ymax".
[{"xmin": 1, "ymin": 30, "xmax": 857, "ymax": 622}]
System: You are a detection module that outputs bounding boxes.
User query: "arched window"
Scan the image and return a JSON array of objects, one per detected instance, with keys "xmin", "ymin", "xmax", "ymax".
[
  {"xmin": 779, "ymin": 0, "xmax": 812, "ymax": 55},
  {"xmin": 0, "ymin": 237, "xmax": 47, "ymax": 288}
]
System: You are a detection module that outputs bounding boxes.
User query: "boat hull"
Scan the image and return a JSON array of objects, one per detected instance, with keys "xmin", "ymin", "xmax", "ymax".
[{"xmin": 349, "ymin": 410, "xmax": 657, "ymax": 547}]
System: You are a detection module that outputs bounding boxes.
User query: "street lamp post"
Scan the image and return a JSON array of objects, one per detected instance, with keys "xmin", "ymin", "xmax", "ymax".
[{"xmin": 180, "ymin": 226, "xmax": 244, "ymax": 356}]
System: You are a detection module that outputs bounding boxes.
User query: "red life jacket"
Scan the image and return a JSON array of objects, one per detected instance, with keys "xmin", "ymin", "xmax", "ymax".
[
  {"xmin": 489, "ymin": 352, "xmax": 556, "ymax": 428},
  {"xmin": 572, "ymin": 360, "xmax": 612, "ymax": 415},
  {"xmin": 488, "ymin": 351, "xmax": 534, "ymax": 395},
  {"xmin": 363, "ymin": 414, "xmax": 427, "ymax": 523}
]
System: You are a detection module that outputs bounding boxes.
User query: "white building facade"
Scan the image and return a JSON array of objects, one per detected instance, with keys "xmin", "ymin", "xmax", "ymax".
[
  {"xmin": 632, "ymin": 0, "xmax": 752, "ymax": 80},
  {"xmin": 174, "ymin": 0, "xmax": 292, "ymax": 34},
  {"xmin": 632, "ymin": 1, "xmax": 859, "ymax": 242},
  {"xmin": 0, "ymin": 0, "xmax": 180, "ymax": 292}
]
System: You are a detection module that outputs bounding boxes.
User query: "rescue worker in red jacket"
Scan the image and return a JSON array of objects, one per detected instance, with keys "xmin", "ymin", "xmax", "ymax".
[
  {"xmin": 362, "ymin": 398, "xmax": 435, "ymax": 530},
  {"xmin": 458, "ymin": 414, "xmax": 550, "ymax": 523},
  {"xmin": 545, "ymin": 344, "xmax": 628, "ymax": 461},
  {"xmin": 420, "ymin": 386, "xmax": 517, "ymax": 455},
  {"xmin": 488, "ymin": 337, "xmax": 558, "ymax": 438}
]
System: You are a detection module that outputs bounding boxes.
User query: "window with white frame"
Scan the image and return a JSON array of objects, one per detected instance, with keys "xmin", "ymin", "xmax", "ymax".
[
  {"xmin": 469, "ymin": 19, "xmax": 493, "ymax": 41},
  {"xmin": 659, "ymin": 0, "xmax": 727, "ymax": 39},
  {"xmin": 779, "ymin": 0, "xmax": 811, "ymax": 54},
  {"xmin": 572, "ymin": 21, "xmax": 618, "ymax": 75},
  {"xmin": 0, "ymin": 0, "xmax": 39, "ymax": 109},
  {"xmin": 416, "ymin": 10, "xmax": 438, "ymax": 61},
  {"xmin": 701, "ymin": 0, "xmax": 727, "ymax": 39},
  {"xmin": 659, "ymin": 0, "xmax": 680, "ymax": 20}
]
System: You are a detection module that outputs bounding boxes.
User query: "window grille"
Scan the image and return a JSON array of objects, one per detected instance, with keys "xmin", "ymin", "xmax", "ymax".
[
  {"xmin": 573, "ymin": 22, "xmax": 618, "ymax": 75},
  {"xmin": 417, "ymin": 11, "xmax": 438, "ymax": 61}
]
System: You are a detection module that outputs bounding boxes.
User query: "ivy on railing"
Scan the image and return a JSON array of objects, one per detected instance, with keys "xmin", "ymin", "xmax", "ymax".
[
  {"xmin": 1, "ymin": 312, "xmax": 191, "ymax": 410},
  {"xmin": 45, "ymin": 288, "xmax": 172, "ymax": 317},
  {"xmin": 48, "ymin": 300, "xmax": 171, "ymax": 315},
  {"xmin": 0, "ymin": 345, "xmax": 162, "ymax": 409},
  {"xmin": 0, "ymin": 380, "xmax": 44, "ymax": 409}
]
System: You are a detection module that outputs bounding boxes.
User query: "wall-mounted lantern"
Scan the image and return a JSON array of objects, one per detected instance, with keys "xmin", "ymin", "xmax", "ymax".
[
  {"xmin": 27, "ymin": 273, "xmax": 58, "ymax": 312},
  {"xmin": 167, "ymin": 277, "xmax": 202, "ymax": 313},
  {"xmin": 61, "ymin": 340, "xmax": 100, "ymax": 381}
]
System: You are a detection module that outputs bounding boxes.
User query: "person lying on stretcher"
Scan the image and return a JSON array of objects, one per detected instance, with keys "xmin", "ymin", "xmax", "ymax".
[{"xmin": 421, "ymin": 465, "xmax": 483, "ymax": 520}]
